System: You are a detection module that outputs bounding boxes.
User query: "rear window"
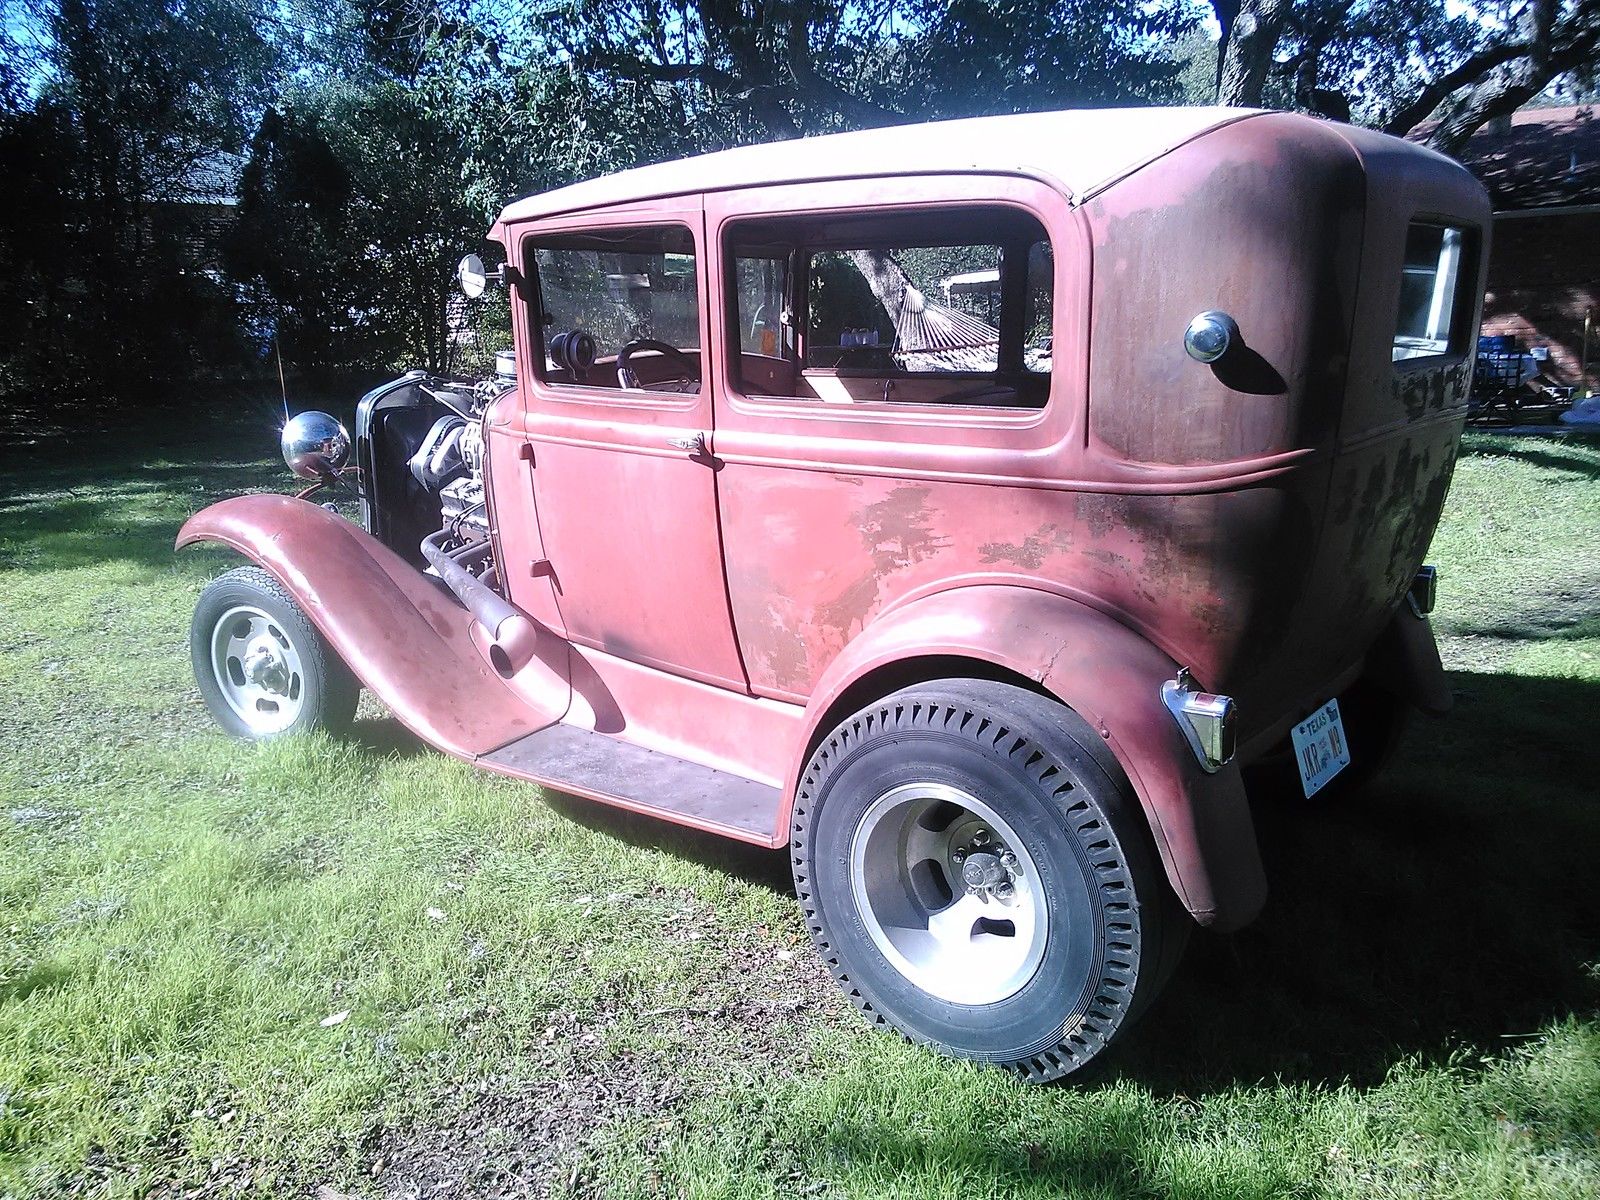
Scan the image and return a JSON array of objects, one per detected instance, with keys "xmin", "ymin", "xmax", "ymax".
[{"xmin": 1392, "ymin": 223, "xmax": 1473, "ymax": 362}]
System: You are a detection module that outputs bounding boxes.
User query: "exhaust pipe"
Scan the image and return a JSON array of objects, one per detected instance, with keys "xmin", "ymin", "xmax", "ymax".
[{"xmin": 420, "ymin": 532, "xmax": 545, "ymax": 678}]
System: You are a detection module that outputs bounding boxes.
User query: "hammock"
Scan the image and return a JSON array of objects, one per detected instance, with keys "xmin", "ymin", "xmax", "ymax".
[
  {"xmin": 848, "ymin": 250, "xmax": 1001, "ymax": 372},
  {"xmin": 893, "ymin": 287, "xmax": 999, "ymax": 371}
]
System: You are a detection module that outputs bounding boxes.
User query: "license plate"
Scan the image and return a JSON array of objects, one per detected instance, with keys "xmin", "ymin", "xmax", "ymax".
[{"xmin": 1291, "ymin": 698, "xmax": 1351, "ymax": 798}]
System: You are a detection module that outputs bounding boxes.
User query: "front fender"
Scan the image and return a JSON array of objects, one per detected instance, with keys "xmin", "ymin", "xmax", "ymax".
[
  {"xmin": 177, "ymin": 495, "xmax": 563, "ymax": 758},
  {"xmin": 793, "ymin": 586, "xmax": 1267, "ymax": 931}
]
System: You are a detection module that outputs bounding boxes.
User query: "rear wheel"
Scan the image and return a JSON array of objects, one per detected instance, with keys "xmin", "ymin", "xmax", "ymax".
[
  {"xmin": 791, "ymin": 679, "xmax": 1187, "ymax": 1082},
  {"xmin": 190, "ymin": 565, "xmax": 359, "ymax": 740}
]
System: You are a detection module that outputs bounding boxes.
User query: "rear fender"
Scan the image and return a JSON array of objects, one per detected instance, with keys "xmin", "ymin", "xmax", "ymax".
[
  {"xmin": 792, "ymin": 586, "xmax": 1267, "ymax": 931},
  {"xmin": 176, "ymin": 495, "xmax": 566, "ymax": 757}
]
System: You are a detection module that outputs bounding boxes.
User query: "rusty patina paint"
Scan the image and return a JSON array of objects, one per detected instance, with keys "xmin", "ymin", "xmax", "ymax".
[{"xmin": 182, "ymin": 107, "xmax": 1489, "ymax": 932}]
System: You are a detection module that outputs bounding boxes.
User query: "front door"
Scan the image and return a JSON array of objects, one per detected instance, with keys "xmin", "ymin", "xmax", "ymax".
[{"xmin": 506, "ymin": 203, "xmax": 747, "ymax": 691}]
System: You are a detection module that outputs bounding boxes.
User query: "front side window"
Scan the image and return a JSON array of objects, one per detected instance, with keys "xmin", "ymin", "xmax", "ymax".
[
  {"xmin": 726, "ymin": 206, "xmax": 1053, "ymax": 409},
  {"xmin": 1393, "ymin": 223, "xmax": 1472, "ymax": 362},
  {"xmin": 528, "ymin": 224, "xmax": 701, "ymax": 392}
]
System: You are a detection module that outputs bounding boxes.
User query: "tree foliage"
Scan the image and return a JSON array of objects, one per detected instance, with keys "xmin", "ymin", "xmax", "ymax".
[
  {"xmin": 1, "ymin": 0, "xmax": 273, "ymax": 398},
  {"xmin": 1212, "ymin": 0, "xmax": 1600, "ymax": 153},
  {"xmin": 0, "ymin": 0, "xmax": 1596, "ymax": 406},
  {"xmin": 549, "ymin": 0, "xmax": 1196, "ymax": 143}
]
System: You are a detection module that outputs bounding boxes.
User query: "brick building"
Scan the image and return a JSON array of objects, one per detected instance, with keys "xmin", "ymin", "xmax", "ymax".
[{"xmin": 1455, "ymin": 106, "xmax": 1599, "ymax": 394}]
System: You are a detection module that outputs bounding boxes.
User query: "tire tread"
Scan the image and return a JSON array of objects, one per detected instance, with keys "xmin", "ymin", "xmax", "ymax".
[{"xmin": 791, "ymin": 678, "xmax": 1186, "ymax": 1082}]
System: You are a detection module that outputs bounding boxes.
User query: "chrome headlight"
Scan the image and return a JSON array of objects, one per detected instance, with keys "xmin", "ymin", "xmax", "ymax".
[{"xmin": 281, "ymin": 411, "xmax": 351, "ymax": 481}]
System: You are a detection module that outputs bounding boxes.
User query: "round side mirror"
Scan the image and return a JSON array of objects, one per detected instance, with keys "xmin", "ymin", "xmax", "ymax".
[
  {"xmin": 281, "ymin": 411, "xmax": 351, "ymax": 481},
  {"xmin": 457, "ymin": 253, "xmax": 488, "ymax": 299}
]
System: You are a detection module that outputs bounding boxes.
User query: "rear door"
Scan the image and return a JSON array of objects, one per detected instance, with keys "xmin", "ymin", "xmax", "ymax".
[{"xmin": 703, "ymin": 178, "xmax": 1080, "ymax": 702}]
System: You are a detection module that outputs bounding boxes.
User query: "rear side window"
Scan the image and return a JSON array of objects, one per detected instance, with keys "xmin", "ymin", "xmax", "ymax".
[
  {"xmin": 1392, "ymin": 223, "xmax": 1474, "ymax": 362},
  {"xmin": 725, "ymin": 205, "xmax": 1053, "ymax": 409}
]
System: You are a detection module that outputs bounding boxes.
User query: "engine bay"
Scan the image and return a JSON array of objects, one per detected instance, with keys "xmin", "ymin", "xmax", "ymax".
[{"xmin": 352, "ymin": 364, "xmax": 515, "ymax": 593}]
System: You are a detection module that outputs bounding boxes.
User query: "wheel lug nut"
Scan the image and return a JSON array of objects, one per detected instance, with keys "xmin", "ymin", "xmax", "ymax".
[
  {"xmin": 951, "ymin": 848, "xmax": 966, "ymax": 864},
  {"xmin": 994, "ymin": 881, "xmax": 1014, "ymax": 900},
  {"xmin": 971, "ymin": 829, "xmax": 990, "ymax": 846},
  {"xmin": 1000, "ymin": 850, "xmax": 1017, "ymax": 870}
]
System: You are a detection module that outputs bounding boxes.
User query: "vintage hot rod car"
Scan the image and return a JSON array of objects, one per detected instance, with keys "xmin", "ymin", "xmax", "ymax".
[{"xmin": 179, "ymin": 107, "xmax": 1488, "ymax": 1080}]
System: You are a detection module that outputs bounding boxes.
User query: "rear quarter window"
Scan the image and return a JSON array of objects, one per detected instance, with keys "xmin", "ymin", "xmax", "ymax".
[{"xmin": 1392, "ymin": 222, "xmax": 1476, "ymax": 363}]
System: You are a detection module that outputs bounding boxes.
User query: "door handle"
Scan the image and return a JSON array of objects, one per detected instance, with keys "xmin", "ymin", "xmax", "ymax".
[{"xmin": 667, "ymin": 431, "xmax": 707, "ymax": 457}]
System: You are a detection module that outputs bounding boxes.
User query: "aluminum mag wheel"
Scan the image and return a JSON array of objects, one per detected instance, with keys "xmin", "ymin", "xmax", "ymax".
[
  {"xmin": 851, "ymin": 783, "xmax": 1048, "ymax": 1006},
  {"xmin": 208, "ymin": 603, "xmax": 307, "ymax": 735},
  {"xmin": 190, "ymin": 566, "xmax": 358, "ymax": 740},
  {"xmin": 792, "ymin": 679, "xmax": 1189, "ymax": 1082}
]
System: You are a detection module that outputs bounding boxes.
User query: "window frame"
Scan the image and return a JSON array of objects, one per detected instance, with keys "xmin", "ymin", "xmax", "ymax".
[
  {"xmin": 719, "ymin": 202, "xmax": 1058, "ymax": 417},
  {"xmin": 518, "ymin": 217, "xmax": 709, "ymax": 410},
  {"xmin": 1390, "ymin": 217, "xmax": 1481, "ymax": 369}
]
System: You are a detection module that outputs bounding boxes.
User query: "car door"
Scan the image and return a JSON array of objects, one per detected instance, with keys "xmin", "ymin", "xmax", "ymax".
[
  {"xmin": 704, "ymin": 178, "xmax": 1081, "ymax": 702},
  {"xmin": 505, "ymin": 201, "xmax": 748, "ymax": 692}
]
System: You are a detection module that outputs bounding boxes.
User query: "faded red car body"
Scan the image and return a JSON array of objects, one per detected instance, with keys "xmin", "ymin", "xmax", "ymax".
[{"xmin": 180, "ymin": 108, "xmax": 1488, "ymax": 938}]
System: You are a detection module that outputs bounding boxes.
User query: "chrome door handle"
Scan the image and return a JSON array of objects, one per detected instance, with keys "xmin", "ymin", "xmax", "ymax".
[{"xmin": 667, "ymin": 431, "xmax": 707, "ymax": 456}]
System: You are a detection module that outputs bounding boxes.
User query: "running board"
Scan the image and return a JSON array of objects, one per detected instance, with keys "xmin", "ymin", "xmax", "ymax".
[{"xmin": 478, "ymin": 724, "xmax": 784, "ymax": 848}]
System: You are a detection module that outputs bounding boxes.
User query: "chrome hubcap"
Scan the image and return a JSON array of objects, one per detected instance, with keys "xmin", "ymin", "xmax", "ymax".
[
  {"xmin": 850, "ymin": 783, "xmax": 1048, "ymax": 1006},
  {"xmin": 209, "ymin": 605, "xmax": 305, "ymax": 735}
]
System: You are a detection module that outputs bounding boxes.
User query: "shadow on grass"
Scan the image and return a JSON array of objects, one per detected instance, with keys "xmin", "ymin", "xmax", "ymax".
[
  {"xmin": 1460, "ymin": 431, "xmax": 1600, "ymax": 480},
  {"xmin": 0, "ymin": 461, "xmax": 284, "ymax": 576},
  {"xmin": 525, "ymin": 666, "xmax": 1600, "ymax": 1102},
  {"xmin": 345, "ymin": 717, "xmax": 434, "ymax": 762},
  {"xmin": 540, "ymin": 790, "xmax": 795, "ymax": 895},
  {"xmin": 1118, "ymin": 667, "xmax": 1600, "ymax": 1092},
  {"xmin": 0, "ymin": 960, "xmax": 74, "ymax": 1004},
  {"xmin": 1437, "ymin": 568, "xmax": 1600, "ymax": 645},
  {"xmin": 356, "ymin": 665, "xmax": 1598, "ymax": 1099}
]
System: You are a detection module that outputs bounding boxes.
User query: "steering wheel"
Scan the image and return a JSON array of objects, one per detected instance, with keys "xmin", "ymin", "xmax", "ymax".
[{"xmin": 617, "ymin": 339, "xmax": 699, "ymax": 391}]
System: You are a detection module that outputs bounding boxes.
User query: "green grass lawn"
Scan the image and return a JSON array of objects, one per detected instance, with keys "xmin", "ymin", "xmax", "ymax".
[{"xmin": 2, "ymin": 415, "xmax": 1597, "ymax": 1199}]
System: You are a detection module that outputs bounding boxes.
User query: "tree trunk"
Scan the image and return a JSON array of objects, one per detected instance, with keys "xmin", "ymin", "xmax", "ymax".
[{"xmin": 1215, "ymin": 0, "xmax": 1291, "ymax": 106}]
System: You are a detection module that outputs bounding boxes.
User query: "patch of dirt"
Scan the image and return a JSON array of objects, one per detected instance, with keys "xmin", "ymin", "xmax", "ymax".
[
  {"xmin": 368, "ymin": 896, "xmax": 854, "ymax": 1199},
  {"xmin": 373, "ymin": 1049, "xmax": 683, "ymax": 1200}
]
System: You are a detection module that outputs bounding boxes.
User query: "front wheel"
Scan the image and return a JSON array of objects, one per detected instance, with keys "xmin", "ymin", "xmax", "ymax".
[
  {"xmin": 190, "ymin": 565, "xmax": 359, "ymax": 740},
  {"xmin": 791, "ymin": 679, "xmax": 1187, "ymax": 1082}
]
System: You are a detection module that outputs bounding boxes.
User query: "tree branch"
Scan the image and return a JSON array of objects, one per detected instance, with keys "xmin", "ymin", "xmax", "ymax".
[
  {"xmin": 1382, "ymin": 41, "xmax": 1529, "ymax": 137},
  {"xmin": 1425, "ymin": 15, "xmax": 1600, "ymax": 155},
  {"xmin": 574, "ymin": 52, "xmax": 744, "ymax": 96}
]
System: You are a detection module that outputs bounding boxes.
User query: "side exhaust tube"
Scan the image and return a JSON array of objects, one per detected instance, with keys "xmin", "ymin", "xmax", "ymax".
[{"xmin": 420, "ymin": 532, "xmax": 544, "ymax": 678}]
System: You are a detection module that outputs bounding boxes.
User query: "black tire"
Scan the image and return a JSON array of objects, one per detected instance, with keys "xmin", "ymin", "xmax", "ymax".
[
  {"xmin": 190, "ymin": 565, "xmax": 359, "ymax": 740},
  {"xmin": 791, "ymin": 679, "xmax": 1188, "ymax": 1082}
]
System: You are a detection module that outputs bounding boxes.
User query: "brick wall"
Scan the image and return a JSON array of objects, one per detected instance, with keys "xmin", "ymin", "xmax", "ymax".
[{"xmin": 1480, "ymin": 210, "xmax": 1600, "ymax": 393}]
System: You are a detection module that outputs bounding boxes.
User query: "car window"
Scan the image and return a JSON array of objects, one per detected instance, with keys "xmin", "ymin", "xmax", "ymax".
[
  {"xmin": 1392, "ymin": 222, "xmax": 1473, "ymax": 362},
  {"xmin": 527, "ymin": 224, "xmax": 700, "ymax": 390},
  {"xmin": 735, "ymin": 255, "xmax": 791, "ymax": 357},
  {"xmin": 726, "ymin": 206, "xmax": 1053, "ymax": 409}
]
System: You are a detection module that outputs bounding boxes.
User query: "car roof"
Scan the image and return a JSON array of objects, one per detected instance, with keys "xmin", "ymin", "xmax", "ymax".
[{"xmin": 494, "ymin": 106, "xmax": 1264, "ymax": 228}]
